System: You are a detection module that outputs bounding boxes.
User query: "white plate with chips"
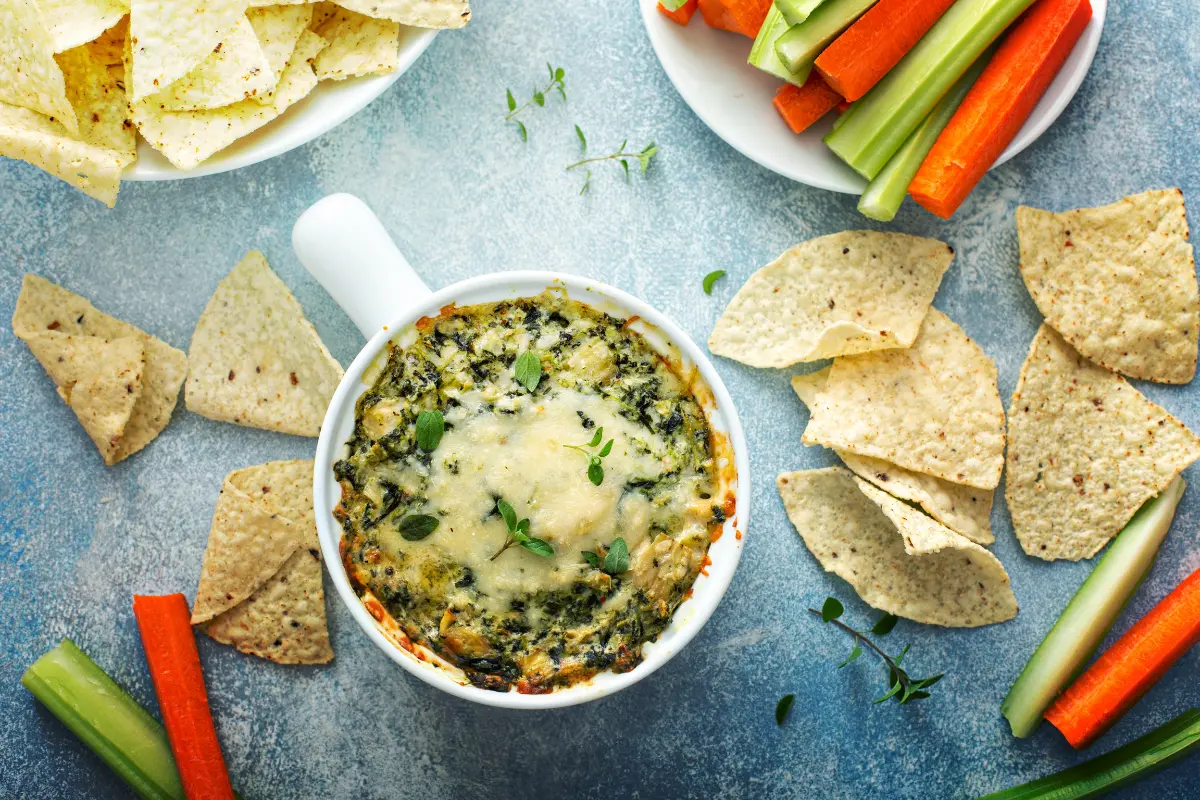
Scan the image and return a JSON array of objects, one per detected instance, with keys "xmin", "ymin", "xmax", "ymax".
[{"xmin": 126, "ymin": 25, "xmax": 436, "ymax": 181}]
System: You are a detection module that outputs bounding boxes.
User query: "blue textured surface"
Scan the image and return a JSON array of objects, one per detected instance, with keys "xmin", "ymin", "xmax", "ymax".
[{"xmin": 2, "ymin": 1, "xmax": 1199, "ymax": 797}]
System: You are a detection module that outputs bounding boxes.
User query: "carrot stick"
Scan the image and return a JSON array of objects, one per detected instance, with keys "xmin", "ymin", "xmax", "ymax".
[
  {"xmin": 835, "ymin": 99, "xmax": 852, "ymax": 114},
  {"xmin": 697, "ymin": 0, "xmax": 771, "ymax": 37},
  {"xmin": 658, "ymin": 0, "xmax": 699, "ymax": 25},
  {"xmin": 773, "ymin": 73, "xmax": 844, "ymax": 134},
  {"xmin": 133, "ymin": 594, "xmax": 235, "ymax": 800},
  {"xmin": 1046, "ymin": 568, "xmax": 1200, "ymax": 750},
  {"xmin": 815, "ymin": 0, "xmax": 958, "ymax": 101},
  {"xmin": 909, "ymin": 0, "xmax": 1092, "ymax": 219}
]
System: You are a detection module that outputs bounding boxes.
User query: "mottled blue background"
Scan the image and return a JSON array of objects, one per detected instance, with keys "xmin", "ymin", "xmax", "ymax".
[{"xmin": 2, "ymin": 1, "xmax": 1198, "ymax": 797}]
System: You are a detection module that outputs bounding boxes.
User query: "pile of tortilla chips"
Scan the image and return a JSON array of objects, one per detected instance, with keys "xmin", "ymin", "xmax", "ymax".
[
  {"xmin": 0, "ymin": 0, "xmax": 470, "ymax": 206},
  {"xmin": 192, "ymin": 460, "xmax": 333, "ymax": 664},
  {"xmin": 11, "ymin": 274, "xmax": 187, "ymax": 465}
]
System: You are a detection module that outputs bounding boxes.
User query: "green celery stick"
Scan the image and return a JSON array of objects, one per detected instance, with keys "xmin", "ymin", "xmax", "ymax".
[
  {"xmin": 750, "ymin": 4, "xmax": 814, "ymax": 87},
  {"xmin": 21, "ymin": 638, "xmax": 186, "ymax": 800},
  {"xmin": 776, "ymin": 0, "xmax": 828, "ymax": 25},
  {"xmin": 1001, "ymin": 477, "xmax": 1186, "ymax": 739},
  {"xmin": 824, "ymin": 0, "xmax": 1036, "ymax": 179},
  {"xmin": 659, "ymin": 0, "xmax": 689, "ymax": 10},
  {"xmin": 857, "ymin": 48, "xmax": 992, "ymax": 221},
  {"xmin": 774, "ymin": 0, "xmax": 878, "ymax": 74},
  {"xmin": 979, "ymin": 708, "xmax": 1200, "ymax": 799}
]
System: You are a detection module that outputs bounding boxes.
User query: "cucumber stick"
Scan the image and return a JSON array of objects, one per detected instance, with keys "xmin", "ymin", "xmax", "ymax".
[
  {"xmin": 824, "ymin": 0, "xmax": 1037, "ymax": 179},
  {"xmin": 776, "ymin": 0, "xmax": 827, "ymax": 25},
  {"xmin": 857, "ymin": 49, "xmax": 991, "ymax": 221},
  {"xmin": 750, "ymin": 4, "xmax": 814, "ymax": 87},
  {"xmin": 1000, "ymin": 477, "xmax": 1187, "ymax": 739},
  {"xmin": 773, "ymin": 0, "xmax": 878, "ymax": 74}
]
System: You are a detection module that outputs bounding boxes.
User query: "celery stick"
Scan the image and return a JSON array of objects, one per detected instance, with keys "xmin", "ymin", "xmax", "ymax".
[
  {"xmin": 22, "ymin": 638, "xmax": 186, "ymax": 800},
  {"xmin": 824, "ymin": 0, "xmax": 1036, "ymax": 179},
  {"xmin": 980, "ymin": 708, "xmax": 1200, "ymax": 800},
  {"xmin": 776, "ymin": 0, "xmax": 827, "ymax": 26},
  {"xmin": 857, "ymin": 49, "xmax": 991, "ymax": 221},
  {"xmin": 773, "ymin": 0, "xmax": 878, "ymax": 74},
  {"xmin": 1001, "ymin": 477, "xmax": 1187, "ymax": 739},
  {"xmin": 659, "ymin": 0, "xmax": 688, "ymax": 10},
  {"xmin": 750, "ymin": 4, "xmax": 814, "ymax": 87}
]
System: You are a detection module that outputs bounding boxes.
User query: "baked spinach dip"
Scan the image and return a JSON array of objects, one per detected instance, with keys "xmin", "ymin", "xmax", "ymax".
[{"xmin": 334, "ymin": 290, "xmax": 733, "ymax": 693}]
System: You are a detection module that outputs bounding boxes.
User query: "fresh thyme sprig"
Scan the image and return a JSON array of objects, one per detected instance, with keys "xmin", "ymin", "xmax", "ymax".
[
  {"xmin": 563, "ymin": 426, "xmax": 614, "ymax": 485},
  {"xmin": 490, "ymin": 499, "xmax": 554, "ymax": 560},
  {"xmin": 567, "ymin": 126, "xmax": 657, "ymax": 194},
  {"xmin": 505, "ymin": 63, "xmax": 566, "ymax": 141},
  {"xmin": 809, "ymin": 598, "xmax": 943, "ymax": 705},
  {"xmin": 581, "ymin": 537, "xmax": 630, "ymax": 574}
]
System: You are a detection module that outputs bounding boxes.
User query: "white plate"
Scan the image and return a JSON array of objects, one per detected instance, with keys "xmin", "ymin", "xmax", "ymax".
[
  {"xmin": 125, "ymin": 26, "xmax": 436, "ymax": 181},
  {"xmin": 639, "ymin": 0, "xmax": 1106, "ymax": 194}
]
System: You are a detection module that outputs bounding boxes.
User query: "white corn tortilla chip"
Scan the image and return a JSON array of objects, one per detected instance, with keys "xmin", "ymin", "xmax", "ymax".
[
  {"xmin": 204, "ymin": 547, "xmax": 333, "ymax": 664},
  {"xmin": 1017, "ymin": 189, "xmax": 1199, "ymax": 384},
  {"xmin": 1007, "ymin": 325, "xmax": 1200, "ymax": 561},
  {"xmin": 308, "ymin": 1, "xmax": 338, "ymax": 28},
  {"xmin": 129, "ymin": 0, "xmax": 250, "ymax": 100},
  {"xmin": 87, "ymin": 15, "xmax": 128, "ymax": 65},
  {"xmin": 57, "ymin": 44, "xmax": 136, "ymax": 165},
  {"xmin": 12, "ymin": 274, "xmax": 187, "ymax": 461},
  {"xmin": 39, "ymin": 0, "xmax": 129, "ymax": 53},
  {"xmin": 246, "ymin": 4, "xmax": 312, "ymax": 104},
  {"xmin": 0, "ymin": 102, "xmax": 122, "ymax": 206},
  {"xmin": 792, "ymin": 368, "xmax": 994, "ymax": 545},
  {"xmin": 130, "ymin": 28, "xmax": 324, "ymax": 169},
  {"xmin": 146, "ymin": 15, "xmax": 274, "ymax": 110},
  {"xmin": 331, "ymin": 0, "xmax": 470, "ymax": 28},
  {"xmin": 803, "ymin": 309, "xmax": 1006, "ymax": 490},
  {"xmin": 186, "ymin": 251, "xmax": 342, "ymax": 436},
  {"xmin": 24, "ymin": 332, "xmax": 144, "ymax": 465},
  {"xmin": 225, "ymin": 458, "xmax": 315, "ymax": 529},
  {"xmin": 778, "ymin": 467, "xmax": 1017, "ymax": 627},
  {"xmin": 0, "ymin": 1, "xmax": 78, "ymax": 134},
  {"xmin": 708, "ymin": 232, "xmax": 954, "ymax": 368},
  {"xmin": 313, "ymin": 7, "xmax": 397, "ymax": 81},
  {"xmin": 249, "ymin": 0, "xmax": 315, "ymax": 5}
]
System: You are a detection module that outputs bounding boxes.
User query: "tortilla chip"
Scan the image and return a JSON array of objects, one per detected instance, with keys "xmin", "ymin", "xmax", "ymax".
[
  {"xmin": 312, "ymin": 7, "xmax": 397, "ymax": 81},
  {"xmin": 331, "ymin": 0, "xmax": 470, "ymax": 28},
  {"xmin": 146, "ymin": 15, "xmax": 274, "ymax": 111},
  {"xmin": 204, "ymin": 547, "xmax": 333, "ymax": 664},
  {"xmin": 24, "ymin": 332, "xmax": 144, "ymax": 464},
  {"xmin": 57, "ymin": 44, "xmax": 136, "ymax": 165},
  {"xmin": 803, "ymin": 308, "xmax": 1006, "ymax": 490},
  {"xmin": 246, "ymin": 4, "xmax": 311, "ymax": 103},
  {"xmin": 1017, "ymin": 189, "xmax": 1198, "ymax": 384},
  {"xmin": 12, "ymin": 274, "xmax": 187, "ymax": 462},
  {"xmin": 308, "ymin": 1, "xmax": 338, "ymax": 29},
  {"xmin": 791, "ymin": 368, "xmax": 994, "ymax": 545},
  {"xmin": 130, "ymin": 28, "xmax": 324, "ymax": 169},
  {"xmin": 1006, "ymin": 325, "xmax": 1200, "ymax": 561},
  {"xmin": 39, "ymin": 0, "xmax": 128, "ymax": 53},
  {"xmin": 225, "ymin": 458, "xmax": 315, "ymax": 529},
  {"xmin": 708, "ymin": 232, "xmax": 954, "ymax": 368},
  {"xmin": 0, "ymin": 1, "xmax": 78, "ymax": 134},
  {"xmin": 0, "ymin": 102, "xmax": 122, "ymax": 205},
  {"xmin": 185, "ymin": 251, "xmax": 342, "ymax": 436},
  {"xmin": 128, "ymin": 0, "xmax": 250, "ymax": 100},
  {"xmin": 777, "ymin": 467, "xmax": 1017, "ymax": 627},
  {"xmin": 87, "ymin": 15, "xmax": 128, "ymax": 65}
]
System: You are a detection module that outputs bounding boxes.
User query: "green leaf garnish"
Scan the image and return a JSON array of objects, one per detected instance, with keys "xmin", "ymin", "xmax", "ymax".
[
  {"xmin": 575, "ymin": 124, "xmax": 587, "ymax": 152},
  {"xmin": 564, "ymin": 426, "xmax": 616, "ymax": 486},
  {"xmin": 506, "ymin": 88, "xmax": 516, "ymax": 113},
  {"xmin": 398, "ymin": 514, "xmax": 439, "ymax": 541},
  {"xmin": 518, "ymin": 537, "xmax": 555, "ymax": 557},
  {"xmin": 581, "ymin": 551, "xmax": 602, "ymax": 568},
  {"xmin": 565, "ymin": 139, "xmax": 659, "ymax": 194},
  {"xmin": 821, "ymin": 597, "xmax": 844, "ymax": 622},
  {"xmin": 601, "ymin": 538, "xmax": 630, "ymax": 574},
  {"xmin": 871, "ymin": 613, "xmax": 899, "ymax": 636},
  {"xmin": 490, "ymin": 498, "xmax": 553, "ymax": 560},
  {"xmin": 587, "ymin": 461, "xmax": 603, "ymax": 486},
  {"xmin": 415, "ymin": 410, "xmax": 444, "ymax": 452},
  {"xmin": 838, "ymin": 644, "xmax": 862, "ymax": 669},
  {"xmin": 776, "ymin": 694, "xmax": 795, "ymax": 726},
  {"xmin": 504, "ymin": 65, "xmax": 566, "ymax": 139},
  {"xmin": 702, "ymin": 270, "xmax": 727, "ymax": 295},
  {"xmin": 513, "ymin": 351, "xmax": 542, "ymax": 392}
]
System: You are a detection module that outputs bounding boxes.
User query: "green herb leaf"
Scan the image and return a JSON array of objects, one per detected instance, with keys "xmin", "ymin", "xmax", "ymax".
[
  {"xmin": 874, "ymin": 681, "xmax": 904, "ymax": 705},
  {"xmin": 871, "ymin": 614, "xmax": 899, "ymax": 636},
  {"xmin": 399, "ymin": 514, "xmax": 439, "ymax": 541},
  {"xmin": 533, "ymin": 90, "xmax": 545, "ymax": 107},
  {"xmin": 582, "ymin": 551, "xmax": 602, "ymax": 568},
  {"xmin": 575, "ymin": 124, "xmax": 587, "ymax": 152},
  {"xmin": 702, "ymin": 270, "xmax": 727, "ymax": 295},
  {"xmin": 587, "ymin": 460, "xmax": 604, "ymax": 486},
  {"xmin": 638, "ymin": 143, "xmax": 658, "ymax": 174},
  {"xmin": 513, "ymin": 351, "xmax": 542, "ymax": 392},
  {"xmin": 821, "ymin": 597, "xmax": 844, "ymax": 622},
  {"xmin": 598, "ymin": 439, "xmax": 613, "ymax": 458},
  {"xmin": 506, "ymin": 88, "xmax": 516, "ymax": 112},
  {"xmin": 497, "ymin": 499, "xmax": 517, "ymax": 532},
  {"xmin": 776, "ymin": 694, "xmax": 795, "ymax": 726},
  {"xmin": 588, "ymin": 427, "xmax": 603, "ymax": 448},
  {"xmin": 620, "ymin": 159, "xmax": 630, "ymax": 181},
  {"xmin": 516, "ymin": 120, "xmax": 527, "ymax": 142},
  {"xmin": 415, "ymin": 410, "xmax": 444, "ymax": 452},
  {"xmin": 555, "ymin": 67, "xmax": 565, "ymax": 82},
  {"xmin": 519, "ymin": 537, "xmax": 555, "ymax": 557},
  {"xmin": 601, "ymin": 537, "xmax": 630, "ymax": 574},
  {"xmin": 838, "ymin": 644, "xmax": 862, "ymax": 669},
  {"xmin": 516, "ymin": 518, "xmax": 530, "ymax": 536}
]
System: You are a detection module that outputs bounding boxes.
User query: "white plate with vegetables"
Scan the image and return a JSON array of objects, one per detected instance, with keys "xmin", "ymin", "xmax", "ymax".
[{"xmin": 639, "ymin": 0, "xmax": 1106, "ymax": 206}]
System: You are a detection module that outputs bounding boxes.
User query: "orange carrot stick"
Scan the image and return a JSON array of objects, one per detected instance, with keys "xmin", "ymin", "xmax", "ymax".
[
  {"xmin": 697, "ymin": 0, "xmax": 771, "ymax": 37},
  {"xmin": 658, "ymin": 0, "xmax": 699, "ymax": 25},
  {"xmin": 909, "ymin": 0, "xmax": 1092, "ymax": 219},
  {"xmin": 133, "ymin": 594, "xmax": 235, "ymax": 800},
  {"xmin": 773, "ymin": 73, "xmax": 844, "ymax": 134},
  {"xmin": 815, "ymin": 0, "xmax": 958, "ymax": 101},
  {"xmin": 835, "ymin": 99, "xmax": 852, "ymax": 115},
  {"xmin": 1046, "ymin": 568, "xmax": 1200, "ymax": 750}
]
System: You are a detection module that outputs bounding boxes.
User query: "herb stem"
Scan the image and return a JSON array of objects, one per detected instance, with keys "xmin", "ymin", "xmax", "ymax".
[
  {"xmin": 489, "ymin": 538, "xmax": 514, "ymax": 561},
  {"xmin": 564, "ymin": 153, "xmax": 645, "ymax": 171},
  {"xmin": 806, "ymin": 608, "xmax": 912, "ymax": 692},
  {"xmin": 505, "ymin": 76, "xmax": 563, "ymax": 122}
]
